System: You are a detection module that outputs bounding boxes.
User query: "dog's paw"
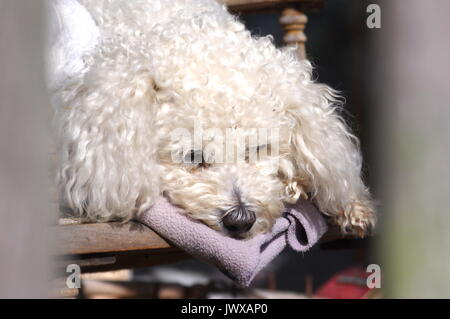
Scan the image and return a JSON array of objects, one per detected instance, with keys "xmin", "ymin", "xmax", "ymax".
[{"xmin": 334, "ymin": 201, "xmax": 376, "ymax": 238}]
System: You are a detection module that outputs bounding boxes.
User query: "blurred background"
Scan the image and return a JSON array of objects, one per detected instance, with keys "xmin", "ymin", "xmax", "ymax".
[{"xmin": 1, "ymin": 0, "xmax": 449, "ymax": 298}]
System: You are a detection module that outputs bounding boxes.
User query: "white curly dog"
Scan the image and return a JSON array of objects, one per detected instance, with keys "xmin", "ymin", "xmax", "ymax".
[{"xmin": 49, "ymin": 0, "xmax": 375, "ymax": 238}]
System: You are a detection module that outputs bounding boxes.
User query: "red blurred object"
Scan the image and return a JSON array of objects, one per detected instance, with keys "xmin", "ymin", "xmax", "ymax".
[{"xmin": 315, "ymin": 267, "xmax": 377, "ymax": 299}]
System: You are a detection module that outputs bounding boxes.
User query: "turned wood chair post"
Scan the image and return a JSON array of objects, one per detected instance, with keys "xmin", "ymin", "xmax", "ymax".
[{"xmin": 280, "ymin": 8, "xmax": 309, "ymax": 60}]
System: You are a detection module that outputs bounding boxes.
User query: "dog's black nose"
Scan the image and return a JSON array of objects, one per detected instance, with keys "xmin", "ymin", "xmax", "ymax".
[{"xmin": 222, "ymin": 206, "xmax": 256, "ymax": 237}]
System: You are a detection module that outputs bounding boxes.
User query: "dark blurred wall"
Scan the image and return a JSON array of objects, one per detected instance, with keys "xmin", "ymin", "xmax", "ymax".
[{"xmin": 372, "ymin": 0, "xmax": 450, "ymax": 298}]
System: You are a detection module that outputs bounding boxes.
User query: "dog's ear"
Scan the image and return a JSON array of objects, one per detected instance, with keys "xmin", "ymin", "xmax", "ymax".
[
  {"xmin": 280, "ymin": 60, "xmax": 372, "ymax": 225},
  {"xmin": 55, "ymin": 64, "xmax": 161, "ymax": 222}
]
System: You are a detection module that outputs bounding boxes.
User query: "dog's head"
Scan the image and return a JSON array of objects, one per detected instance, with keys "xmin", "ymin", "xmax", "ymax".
[{"xmin": 150, "ymin": 35, "xmax": 327, "ymax": 238}]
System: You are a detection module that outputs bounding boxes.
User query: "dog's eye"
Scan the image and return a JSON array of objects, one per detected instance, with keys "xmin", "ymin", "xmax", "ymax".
[
  {"xmin": 245, "ymin": 145, "xmax": 268, "ymax": 162},
  {"xmin": 256, "ymin": 145, "xmax": 267, "ymax": 152},
  {"xmin": 184, "ymin": 150, "xmax": 203, "ymax": 164},
  {"xmin": 184, "ymin": 150, "xmax": 212, "ymax": 168},
  {"xmin": 247, "ymin": 145, "xmax": 267, "ymax": 153}
]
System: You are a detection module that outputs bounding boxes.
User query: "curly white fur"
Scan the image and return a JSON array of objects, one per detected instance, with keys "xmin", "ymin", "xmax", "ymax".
[{"xmin": 52, "ymin": 0, "xmax": 376, "ymax": 237}]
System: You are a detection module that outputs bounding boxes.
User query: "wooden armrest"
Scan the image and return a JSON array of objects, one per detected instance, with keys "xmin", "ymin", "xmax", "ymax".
[
  {"xmin": 56, "ymin": 221, "xmax": 173, "ymax": 255},
  {"xmin": 55, "ymin": 219, "xmax": 357, "ymax": 258}
]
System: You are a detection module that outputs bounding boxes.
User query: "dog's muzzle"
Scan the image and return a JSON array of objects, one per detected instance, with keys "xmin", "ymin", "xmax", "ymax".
[{"xmin": 222, "ymin": 206, "xmax": 256, "ymax": 238}]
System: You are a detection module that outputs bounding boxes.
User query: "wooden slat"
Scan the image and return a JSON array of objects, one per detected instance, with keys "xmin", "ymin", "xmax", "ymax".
[
  {"xmin": 55, "ymin": 221, "xmax": 173, "ymax": 255},
  {"xmin": 222, "ymin": 0, "xmax": 323, "ymax": 12}
]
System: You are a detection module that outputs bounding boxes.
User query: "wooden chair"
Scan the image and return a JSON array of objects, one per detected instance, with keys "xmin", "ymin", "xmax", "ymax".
[
  {"xmin": 225, "ymin": 0, "xmax": 324, "ymax": 59},
  {"xmin": 56, "ymin": 1, "xmax": 367, "ymax": 293}
]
